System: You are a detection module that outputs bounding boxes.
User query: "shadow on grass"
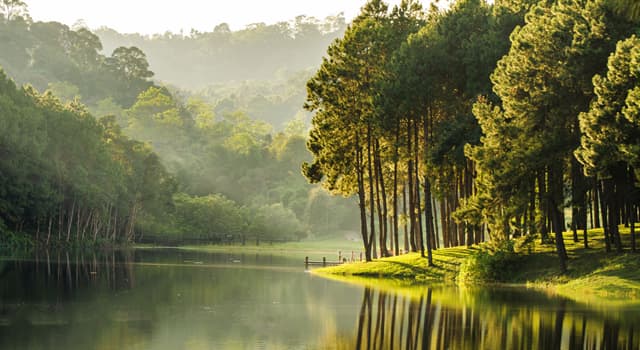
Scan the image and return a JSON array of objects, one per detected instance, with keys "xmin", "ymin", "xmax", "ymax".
[
  {"xmin": 439, "ymin": 251, "xmax": 473, "ymax": 259},
  {"xmin": 386, "ymin": 260, "xmax": 432, "ymax": 275}
]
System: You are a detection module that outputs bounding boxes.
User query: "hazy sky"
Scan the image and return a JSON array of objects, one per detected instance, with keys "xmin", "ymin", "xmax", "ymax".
[{"xmin": 26, "ymin": 0, "xmax": 427, "ymax": 34}]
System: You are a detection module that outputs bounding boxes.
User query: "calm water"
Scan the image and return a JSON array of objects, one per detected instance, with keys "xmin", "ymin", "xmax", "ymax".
[{"xmin": 0, "ymin": 249, "xmax": 638, "ymax": 349}]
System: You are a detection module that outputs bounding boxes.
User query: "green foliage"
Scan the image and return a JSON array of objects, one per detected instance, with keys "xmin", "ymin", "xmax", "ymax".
[
  {"xmin": 47, "ymin": 81, "xmax": 81, "ymax": 103},
  {"xmin": 0, "ymin": 0, "xmax": 28, "ymax": 22},
  {"xmin": 0, "ymin": 219, "xmax": 33, "ymax": 253},
  {"xmin": 145, "ymin": 193, "xmax": 308, "ymax": 242},
  {"xmin": 468, "ymin": 0, "xmax": 637, "ymax": 238},
  {"xmin": 577, "ymin": 35, "xmax": 640, "ymax": 180},
  {"xmin": 117, "ymin": 81, "xmax": 357, "ymax": 240},
  {"xmin": 0, "ymin": 230, "xmax": 34, "ymax": 254},
  {"xmin": 0, "ymin": 16, "xmax": 154, "ymax": 108},
  {"xmin": 0, "ymin": 69, "xmax": 175, "ymax": 244},
  {"xmin": 172, "ymin": 193, "xmax": 245, "ymax": 237},
  {"xmin": 107, "ymin": 46, "xmax": 153, "ymax": 80},
  {"xmin": 249, "ymin": 203, "xmax": 307, "ymax": 240},
  {"xmin": 609, "ymin": 0, "xmax": 640, "ymax": 20},
  {"xmin": 458, "ymin": 247, "xmax": 522, "ymax": 283},
  {"xmin": 194, "ymin": 70, "xmax": 312, "ymax": 130}
]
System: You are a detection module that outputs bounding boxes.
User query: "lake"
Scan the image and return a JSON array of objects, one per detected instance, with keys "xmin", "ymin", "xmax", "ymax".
[{"xmin": 0, "ymin": 248, "xmax": 638, "ymax": 349}]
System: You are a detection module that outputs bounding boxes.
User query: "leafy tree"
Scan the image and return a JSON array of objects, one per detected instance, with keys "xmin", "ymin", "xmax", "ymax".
[
  {"xmin": 610, "ymin": 0, "xmax": 640, "ymax": 20},
  {"xmin": 64, "ymin": 28, "xmax": 103, "ymax": 69},
  {"xmin": 0, "ymin": 0, "xmax": 27, "ymax": 22},
  {"xmin": 576, "ymin": 35, "xmax": 640, "ymax": 252},
  {"xmin": 304, "ymin": 0, "xmax": 424, "ymax": 260},
  {"xmin": 471, "ymin": 0, "xmax": 636, "ymax": 271},
  {"xmin": 107, "ymin": 46, "xmax": 154, "ymax": 81},
  {"xmin": 47, "ymin": 81, "xmax": 81, "ymax": 102}
]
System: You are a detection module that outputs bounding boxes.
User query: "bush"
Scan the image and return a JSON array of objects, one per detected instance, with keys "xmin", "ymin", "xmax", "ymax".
[
  {"xmin": 459, "ymin": 240, "xmax": 522, "ymax": 283},
  {"xmin": 173, "ymin": 193, "xmax": 245, "ymax": 238},
  {"xmin": 0, "ymin": 221, "xmax": 34, "ymax": 254},
  {"xmin": 248, "ymin": 203, "xmax": 307, "ymax": 240},
  {"xmin": 139, "ymin": 193, "xmax": 308, "ymax": 243}
]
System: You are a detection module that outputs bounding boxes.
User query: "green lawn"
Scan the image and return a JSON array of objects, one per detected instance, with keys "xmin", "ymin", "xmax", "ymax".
[{"xmin": 314, "ymin": 227, "xmax": 640, "ymax": 305}]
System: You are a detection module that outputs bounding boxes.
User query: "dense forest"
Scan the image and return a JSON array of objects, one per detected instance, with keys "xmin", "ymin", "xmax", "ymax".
[
  {"xmin": 303, "ymin": 0, "xmax": 640, "ymax": 271},
  {"xmin": 94, "ymin": 17, "xmax": 349, "ymax": 129},
  {"xmin": 0, "ymin": 0, "xmax": 359, "ymax": 250}
]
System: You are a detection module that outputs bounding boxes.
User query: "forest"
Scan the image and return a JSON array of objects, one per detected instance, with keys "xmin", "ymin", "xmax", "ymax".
[
  {"xmin": 0, "ymin": 0, "xmax": 359, "ymax": 251},
  {"xmin": 1, "ymin": 0, "xmax": 640, "ymax": 274},
  {"xmin": 303, "ymin": 0, "xmax": 640, "ymax": 272}
]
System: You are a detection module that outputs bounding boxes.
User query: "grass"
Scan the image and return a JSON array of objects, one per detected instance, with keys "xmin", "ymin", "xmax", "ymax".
[
  {"xmin": 316, "ymin": 248, "xmax": 474, "ymax": 282},
  {"xmin": 313, "ymin": 227, "xmax": 640, "ymax": 306}
]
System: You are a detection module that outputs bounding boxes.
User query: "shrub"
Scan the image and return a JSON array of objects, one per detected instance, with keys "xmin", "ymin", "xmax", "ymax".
[{"xmin": 459, "ymin": 240, "xmax": 522, "ymax": 283}]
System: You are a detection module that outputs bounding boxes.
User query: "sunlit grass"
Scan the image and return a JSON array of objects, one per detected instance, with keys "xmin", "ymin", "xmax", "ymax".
[
  {"xmin": 316, "ymin": 247, "xmax": 474, "ymax": 282},
  {"xmin": 314, "ymin": 226, "xmax": 640, "ymax": 305}
]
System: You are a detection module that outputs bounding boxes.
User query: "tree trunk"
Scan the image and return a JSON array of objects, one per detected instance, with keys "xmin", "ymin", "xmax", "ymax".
[
  {"xmin": 36, "ymin": 217, "xmax": 40, "ymax": 244},
  {"xmin": 47, "ymin": 216, "xmax": 52, "ymax": 246},
  {"xmin": 407, "ymin": 121, "xmax": 417, "ymax": 252},
  {"xmin": 599, "ymin": 179, "xmax": 611, "ymax": 252},
  {"xmin": 375, "ymin": 140, "xmax": 389, "ymax": 257},
  {"xmin": 66, "ymin": 199, "xmax": 76, "ymax": 242},
  {"xmin": 432, "ymin": 196, "xmax": 440, "ymax": 249},
  {"xmin": 604, "ymin": 178, "xmax": 622, "ymax": 253},
  {"xmin": 367, "ymin": 124, "xmax": 377, "ymax": 259},
  {"xmin": 594, "ymin": 178, "xmax": 601, "ymax": 228},
  {"xmin": 356, "ymin": 133, "xmax": 371, "ymax": 261},
  {"xmin": 403, "ymin": 186, "xmax": 409, "ymax": 253},
  {"xmin": 423, "ymin": 178, "xmax": 434, "ymax": 265},
  {"xmin": 76, "ymin": 207, "xmax": 82, "ymax": 241},
  {"xmin": 549, "ymin": 165, "xmax": 567, "ymax": 273},
  {"xmin": 58, "ymin": 203, "xmax": 64, "ymax": 241},
  {"xmin": 538, "ymin": 171, "xmax": 549, "ymax": 242},
  {"xmin": 440, "ymin": 198, "xmax": 448, "ymax": 248},
  {"xmin": 414, "ymin": 120, "xmax": 424, "ymax": 258},
  {"xmin": 631, "ymin": 204, "xmax": 636, "ymax": 253},
  {"xmin": 392, "ymin": 119, "xmax": 400, "ymax": 256}
]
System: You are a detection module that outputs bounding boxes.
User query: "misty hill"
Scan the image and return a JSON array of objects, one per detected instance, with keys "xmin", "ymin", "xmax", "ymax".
[
  {"xmin": 0, "ymin": 17, "xmax": 154, "ymax": 108},
  {"xmin": 95, "ymin": 15, "xmax": 347, "ymax": 89}
]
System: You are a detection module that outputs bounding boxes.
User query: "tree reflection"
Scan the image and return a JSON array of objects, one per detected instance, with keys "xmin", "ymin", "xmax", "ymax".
[
  {"xmin": 2, "ymin": 249, "xmax": 136, "ymax": 301},
  {"xmin": 352, "ymin": 287, "xmax": 640, "ymax": 350}
]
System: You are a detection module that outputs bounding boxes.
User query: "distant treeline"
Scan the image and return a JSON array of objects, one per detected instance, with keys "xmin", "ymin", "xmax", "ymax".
[
  {"xmin": 94, "ymin": 15, "xmax": 351, "ymax": 129},
  {"xmin": 95, "ymin": 15, "xmax": 347, "ymax": 88},
  {"xmin": 304, "ymin": 0, "xmax": 640, "ymax": 271}
]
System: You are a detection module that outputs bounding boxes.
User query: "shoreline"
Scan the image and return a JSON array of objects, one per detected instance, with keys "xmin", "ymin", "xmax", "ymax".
[{"xmin": 311, "ymin": 230, "xmax": 640, "ymax": 306}]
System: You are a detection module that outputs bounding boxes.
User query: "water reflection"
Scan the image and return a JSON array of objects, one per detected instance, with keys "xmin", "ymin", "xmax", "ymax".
[
  {"xmin": 0, "ymin": 249, "xmax": 136, "ymax": 298},
  {"xmin": 0, "ymin": 249, "xmax": 363, "ymax": 349},
  {"xmin": 351, "ymin": 286, "xmax": 639, "ymax": 350},
  {"xmin": 1, "ymin": 250, "xmax": 639, "ymax": 349}
]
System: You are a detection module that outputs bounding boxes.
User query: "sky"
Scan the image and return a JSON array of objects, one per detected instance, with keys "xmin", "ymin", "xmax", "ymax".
[{"xmin": 25, "ymin": 0, "xmax": 427, "ymax": 35}]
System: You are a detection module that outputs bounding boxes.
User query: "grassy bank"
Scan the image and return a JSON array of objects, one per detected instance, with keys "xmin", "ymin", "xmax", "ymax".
[{"xmin": 314, "ymin": 228, "xmax": 640, "ymax": 304}]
